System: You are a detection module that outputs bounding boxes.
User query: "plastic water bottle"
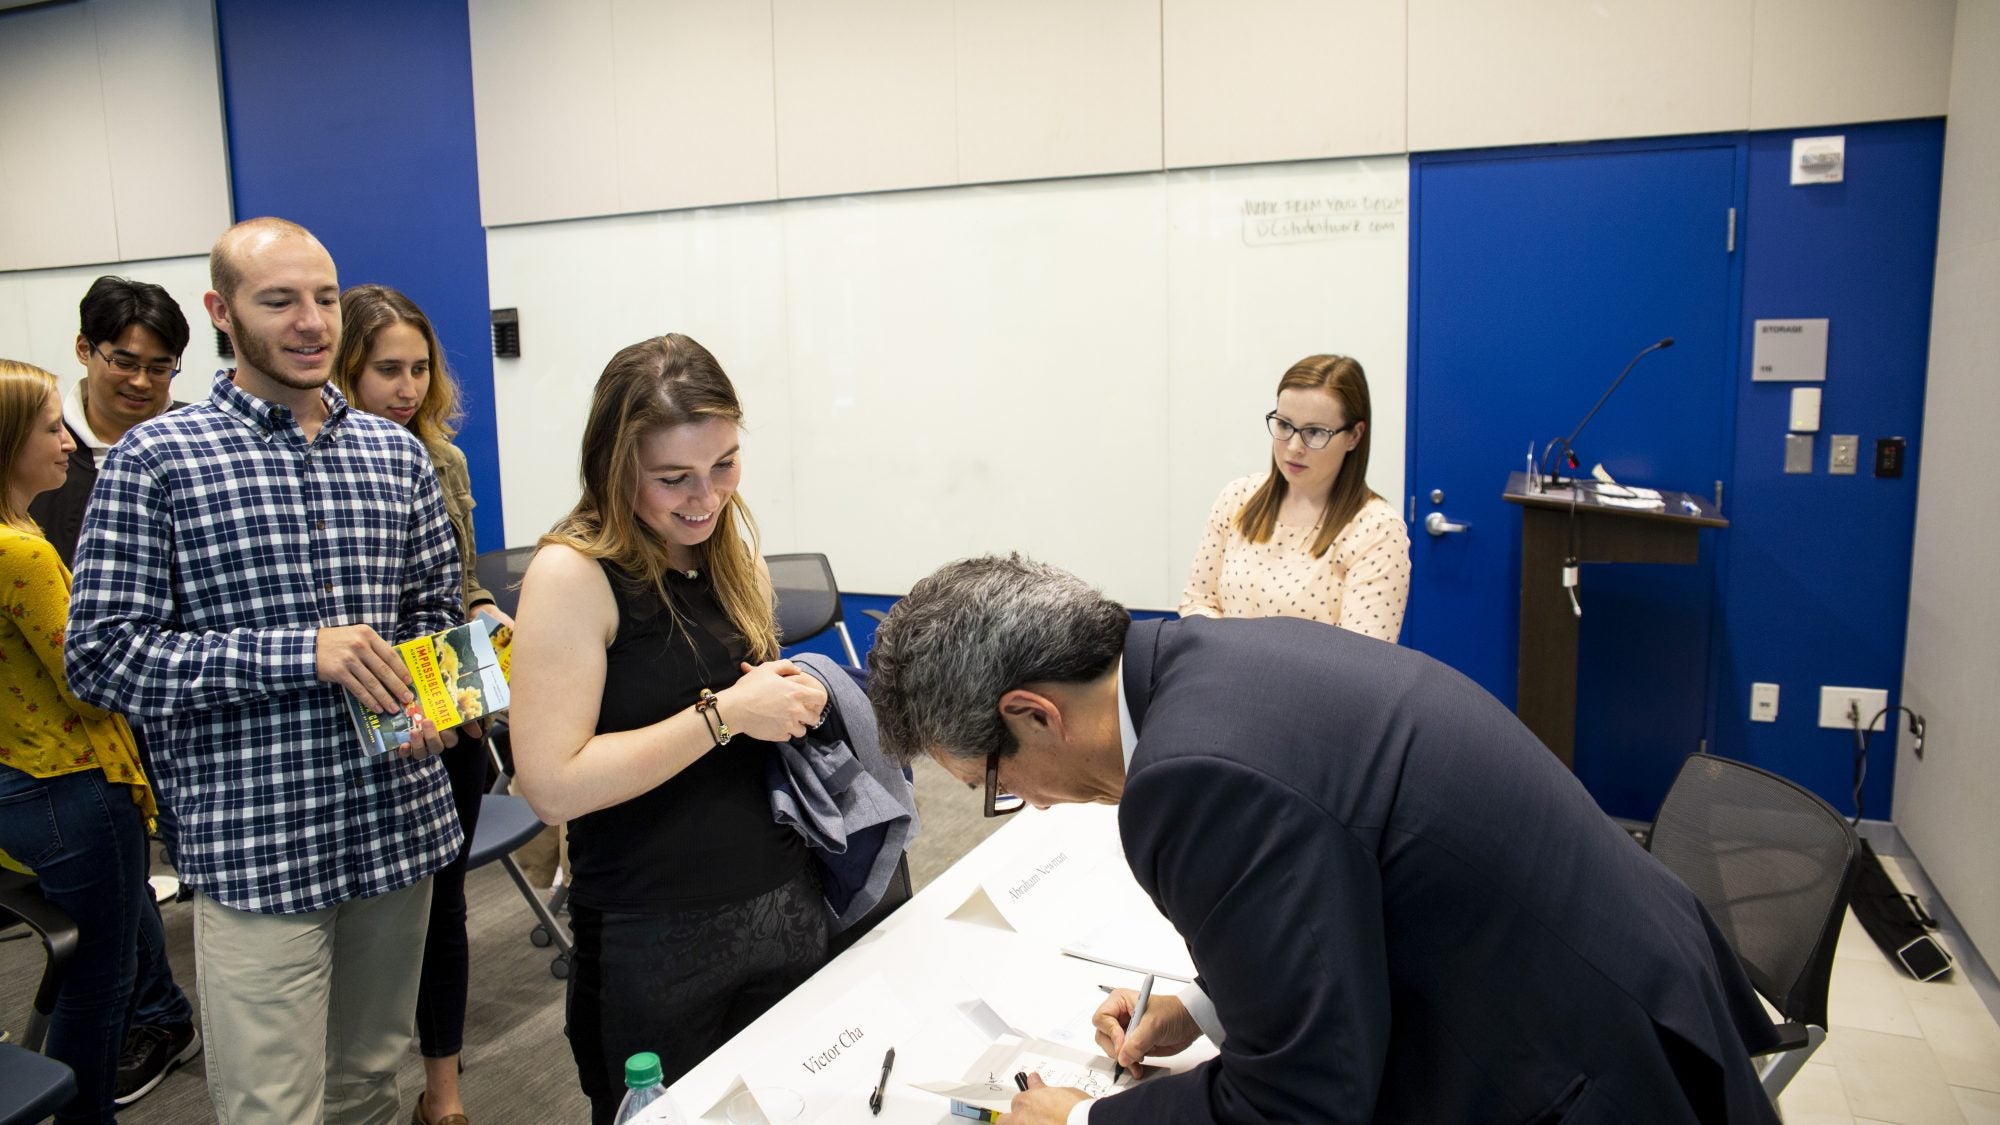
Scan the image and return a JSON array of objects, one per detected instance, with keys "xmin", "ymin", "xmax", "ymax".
[{"xmin": 611, "ymin": 1052, "xmax": 685, "ymax": 1124}]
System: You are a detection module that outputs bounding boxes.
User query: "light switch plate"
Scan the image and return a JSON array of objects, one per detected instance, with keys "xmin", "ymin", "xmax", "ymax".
[
  {"xmin": 1785, "ymin": 434, "xmax": 1814, "ymax": 474},
  {"xmin": 1789, "ymin": 387, "xmax": 1822, "ymax": 432},
  {"xmin": 1751, "ymin": 682, "xmax": 1779, "ymax": 722},
  {"xmin": 1829, "ymin": 434, "xmax": 1859, "ymax": 475}
]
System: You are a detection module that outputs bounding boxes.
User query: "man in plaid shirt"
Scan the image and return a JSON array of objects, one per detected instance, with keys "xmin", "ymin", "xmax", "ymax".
[{"xmin": 67, "ymin": 217, "xmax": 466, "ymax": 1125}]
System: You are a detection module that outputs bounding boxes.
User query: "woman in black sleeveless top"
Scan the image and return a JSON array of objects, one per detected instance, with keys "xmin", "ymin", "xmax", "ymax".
[{"xmin": 507, "ymin": 335, "xmax": 830, "ymax": 1124}]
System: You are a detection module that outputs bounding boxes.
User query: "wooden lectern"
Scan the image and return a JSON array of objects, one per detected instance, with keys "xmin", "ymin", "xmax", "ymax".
[{"xmin": 1503, "ymin": 471, "xmax": 1726, "ymax": 768}]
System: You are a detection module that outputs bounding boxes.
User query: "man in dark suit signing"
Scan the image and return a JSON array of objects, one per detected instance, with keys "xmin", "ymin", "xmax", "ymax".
[{"xmin": 868, "ymin": 555, "xmax": 1781, "ymax": 1125}]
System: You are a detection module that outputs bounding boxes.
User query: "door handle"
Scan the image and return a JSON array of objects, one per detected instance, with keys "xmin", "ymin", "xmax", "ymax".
[{"xmin": 1424, "ymin": 512, "xmax": 1469, "ymax": 536}]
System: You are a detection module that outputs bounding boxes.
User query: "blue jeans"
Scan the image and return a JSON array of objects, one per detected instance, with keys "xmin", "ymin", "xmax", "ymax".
[{"xmin": 0, "ymin": 764, "xmax": 158, "ymax": 1124}]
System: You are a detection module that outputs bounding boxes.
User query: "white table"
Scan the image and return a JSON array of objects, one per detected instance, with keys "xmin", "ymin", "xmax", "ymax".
[{"xmin": 667, "ymin": 803, "xmax": 1210, "ymax": 1123}]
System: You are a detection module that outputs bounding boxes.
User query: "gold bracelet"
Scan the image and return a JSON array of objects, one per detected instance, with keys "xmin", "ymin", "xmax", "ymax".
[{"xmin": 697, "ymin": 688, "xmax": 733, "ymax": 746}]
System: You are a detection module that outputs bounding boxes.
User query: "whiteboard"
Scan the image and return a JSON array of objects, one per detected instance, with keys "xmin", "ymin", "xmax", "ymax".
[{"xmin": 485, "ymin": 156, "xmax": 1408, "ymax": 609}]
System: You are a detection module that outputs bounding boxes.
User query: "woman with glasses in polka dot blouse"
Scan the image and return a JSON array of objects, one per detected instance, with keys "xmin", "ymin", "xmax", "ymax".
[{"xmin": 1179, "ymin": 354, "xmax": 1411, "ymax": 641}]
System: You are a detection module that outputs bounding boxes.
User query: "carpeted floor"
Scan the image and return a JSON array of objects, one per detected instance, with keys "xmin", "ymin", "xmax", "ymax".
[{"xmin": 0, "ymin": 756, "xmax": 1007, "ymax": 1123}]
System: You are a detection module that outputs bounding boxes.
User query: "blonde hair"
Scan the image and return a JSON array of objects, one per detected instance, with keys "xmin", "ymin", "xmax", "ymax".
[
  {"xmin": 1237, "ymin": 354, "xmax": 1378, "ymax": 558},
  {"xmin": 331, "ymin": 285, "xmax": 463, "ymax": 453},
  {"xmin": 543, "ymin": 335, "xmax": 778, "ymax": 662},
  {"xmin": 0, "ymin": 361, "xmax": 59, "ymax": 533}
]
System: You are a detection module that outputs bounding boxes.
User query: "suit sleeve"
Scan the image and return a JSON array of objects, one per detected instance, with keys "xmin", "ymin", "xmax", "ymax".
[{"xmin": 1096, "ymin": 757, "xmax": 1392, "ymax": 1124}]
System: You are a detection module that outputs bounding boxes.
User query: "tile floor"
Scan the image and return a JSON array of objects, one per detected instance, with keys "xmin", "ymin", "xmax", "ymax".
[{"xmin": 1777, "ymin": 856, "xmax": 2000, "ymax": 1125}]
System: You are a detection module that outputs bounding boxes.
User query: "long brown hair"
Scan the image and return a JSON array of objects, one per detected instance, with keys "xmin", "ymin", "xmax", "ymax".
[
  {"xmin": 0, "ymin": 361, "xmax": 59, "ymax": 533},
  {"xmin": 1236, "ymin": 354, "xmax": 1378, "ymax": 558},
  {"xmin": 543, "ymin": 334, "xmax": 779, "ymax": 661},
  {"xmin": 331, "ymin": 284, "xmax": 463, "ymax": 454}
]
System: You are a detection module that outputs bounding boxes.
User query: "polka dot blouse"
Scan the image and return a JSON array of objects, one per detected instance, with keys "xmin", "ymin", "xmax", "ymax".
[{"xmin": 1178, "ymin": 475, "xmax": 1412, "ymax": 642}]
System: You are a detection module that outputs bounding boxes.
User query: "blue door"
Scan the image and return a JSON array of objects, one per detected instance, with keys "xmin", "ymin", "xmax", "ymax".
[{"xmin": 1405, "ymin": 141, "xmax": 1742, "ymax": 820}]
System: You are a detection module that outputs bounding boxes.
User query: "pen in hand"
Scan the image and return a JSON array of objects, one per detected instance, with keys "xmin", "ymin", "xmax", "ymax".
[
  {"xmin": 870, "ymin": 1046, "xmax": 895, "ymax": 1116},
  {"xmin": 1014, "ymin": 1071, "xmax": 1030, "ymax": 1092},
  {"xmin": 1114, "ymin": 974, "xmax": 1156, "ymax": 1083}
]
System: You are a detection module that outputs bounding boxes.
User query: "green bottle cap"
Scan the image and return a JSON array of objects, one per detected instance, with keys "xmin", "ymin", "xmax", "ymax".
[{"xmin": 624, "ymin": 1052, "xmax": 663, "ymax": 1089}]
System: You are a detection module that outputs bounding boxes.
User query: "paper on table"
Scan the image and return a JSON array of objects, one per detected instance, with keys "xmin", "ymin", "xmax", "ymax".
[
  {"xmin": 1057, "ymin": 873, "xmax": 1196, "ymax": 981},
  {"xmin": 914, "ymin": 1036, "xmax": 1131, "ymax": 1113},
  {"xmin": 700, "ymin": 973, "xmax": 915, "ymax": 1124}
]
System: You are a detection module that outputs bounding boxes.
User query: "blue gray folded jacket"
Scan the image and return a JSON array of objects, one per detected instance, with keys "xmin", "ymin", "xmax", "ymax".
[{"xmin": 768, "ymin": 653, "xmax": 919, "ymax": 932}]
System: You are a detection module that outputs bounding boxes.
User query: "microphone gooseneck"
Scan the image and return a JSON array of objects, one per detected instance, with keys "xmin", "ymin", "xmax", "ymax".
[{"xmin": 1541, "ymin": 337, "xmax": 1675, "ymax": 483}]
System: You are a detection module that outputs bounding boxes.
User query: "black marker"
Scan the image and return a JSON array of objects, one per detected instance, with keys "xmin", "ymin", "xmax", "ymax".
[
  {"xmin": 1014, "ymin": 1071, "xmax": 1031, "ymax": 1091},
  {"xmin": 870, "ymin": 1047, "xmax": 895, "ymax": 1115}
]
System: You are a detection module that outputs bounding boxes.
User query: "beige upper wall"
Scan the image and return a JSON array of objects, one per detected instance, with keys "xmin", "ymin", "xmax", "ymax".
[
  {"xmin": 0, "ymin": 0, "xmax": 230, "ymax": 272},
  {"xmin": 1896, "ymin": 0, "xmax": 1999, "ymax": 970},
  {"xmin": 470, "ymin": 0, "xmax": 1957, "ymax": 229}
]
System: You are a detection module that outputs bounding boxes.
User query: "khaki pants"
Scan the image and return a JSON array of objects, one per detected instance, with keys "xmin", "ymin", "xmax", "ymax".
[{"xmin": 193, "ymin": 879, "xmax": 433, "ymax": 1125}]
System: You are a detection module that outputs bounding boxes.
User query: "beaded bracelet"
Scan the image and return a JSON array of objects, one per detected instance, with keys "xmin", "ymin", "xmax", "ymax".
[{"xmin": 695, "ymin": 688, "xmax": 734, "ymax": 746}]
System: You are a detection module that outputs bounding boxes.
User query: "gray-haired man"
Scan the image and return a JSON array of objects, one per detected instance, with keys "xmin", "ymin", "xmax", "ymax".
[{"xmin": 868, "ymin": 554, "xmax": 1781, "ymax": 1125}]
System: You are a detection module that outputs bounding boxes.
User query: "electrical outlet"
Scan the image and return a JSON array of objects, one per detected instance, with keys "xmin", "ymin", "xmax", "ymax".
[
  {"xmin": 1819, "ymin": 686, "xmax": 1888, "ymax": 730},
  {"xmin": 1750, "ymin": 682, "xmax": 1779, "ymax": 722},
  {"xmin": 1829, "ymin": 435, "xmax": 1860, "ymax": 475}
]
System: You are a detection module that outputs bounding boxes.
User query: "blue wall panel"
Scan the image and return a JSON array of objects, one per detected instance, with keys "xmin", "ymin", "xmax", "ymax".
[
  {"xmin": 215, "ymin": 0, "xmax": 504, "ymax": 552},
  {"xmin": 1710, "ymin": 119, "xmax": 1943, "ymax": 817}
]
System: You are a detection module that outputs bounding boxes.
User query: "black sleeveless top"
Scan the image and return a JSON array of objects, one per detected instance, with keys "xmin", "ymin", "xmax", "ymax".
[{"xmin": 565, "ymin": 560, "xmax": 806, "ymax": 912}]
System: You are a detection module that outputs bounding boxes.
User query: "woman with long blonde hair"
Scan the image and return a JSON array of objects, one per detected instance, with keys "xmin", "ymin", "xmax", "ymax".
[
  {"xmin": 508, "ymin": 334, "xmax": 828, "ymax": 1124},
  {"xmin": 330, "ymin": 284, "xmax": 504, "ymax": 1125},
  {"xmin": 1180, "ymin": 354, "xmax": 1411, "ymax": 640},
  {"xmin": 0, "ymin": 360, "xmax": 185, "ymax": 1124}
]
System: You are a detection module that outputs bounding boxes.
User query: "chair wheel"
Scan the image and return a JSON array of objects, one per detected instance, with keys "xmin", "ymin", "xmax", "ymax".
[
  {"xmin": 550, "ymin": 954, "xmax": 571, "ymax": 980},
  {"xmin": 530, "ymin": 925, "xmax": 552, "ymax": 948}
]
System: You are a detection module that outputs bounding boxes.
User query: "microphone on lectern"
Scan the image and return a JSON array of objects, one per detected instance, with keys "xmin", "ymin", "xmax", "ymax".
[{"xmin": 1541, "ymin": 337, "xmax": 1675, "ymax": 486}]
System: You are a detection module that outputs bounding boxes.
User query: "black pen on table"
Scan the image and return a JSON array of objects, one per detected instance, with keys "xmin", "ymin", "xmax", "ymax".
[
  {"xmin": 1113, "ymin": 973, "xmax": 1157, "ymax": 1083},
  {"xmin": 870, "ymin": 1046, "xmax": 895, "ymax": 1115}
]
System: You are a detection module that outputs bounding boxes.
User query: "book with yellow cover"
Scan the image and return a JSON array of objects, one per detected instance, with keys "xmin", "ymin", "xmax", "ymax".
[{"xmin": 347, "ymin": 617, "xmax": 510, "ymax": 756}]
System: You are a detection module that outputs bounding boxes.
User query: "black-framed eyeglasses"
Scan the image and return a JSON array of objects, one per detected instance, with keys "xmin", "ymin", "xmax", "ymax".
[
  {"xmin": 1266, "ymin": 411, "xmax": 1356, "ymax": 450},
  {"xmin": 985, "ymin": 750, "xmax": 1026, "ymax": 818},
  {"xmin": 92, "ymin": 342, "xmax": 179, "ymax": 381}
]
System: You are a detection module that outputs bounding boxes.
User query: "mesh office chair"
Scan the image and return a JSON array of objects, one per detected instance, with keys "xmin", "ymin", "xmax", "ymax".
[
  {"xmin": 1647, "ymin": 754, "xmax": 1859, "ymax": 1102},
  {"xmin": 766, "ymin": 553, "xmax": 861, "ymax": 667}
]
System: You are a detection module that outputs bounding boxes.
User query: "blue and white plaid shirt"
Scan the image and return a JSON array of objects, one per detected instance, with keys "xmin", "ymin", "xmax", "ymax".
[{"xmin": 66, "ymin": 370, "xmax": 465, "ymax": 914}]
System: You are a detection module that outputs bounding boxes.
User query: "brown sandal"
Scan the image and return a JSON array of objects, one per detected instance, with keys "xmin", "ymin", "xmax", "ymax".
[{"xmin": 413, "ymin": 1092, "xmax": 470, "ymax": 1125}]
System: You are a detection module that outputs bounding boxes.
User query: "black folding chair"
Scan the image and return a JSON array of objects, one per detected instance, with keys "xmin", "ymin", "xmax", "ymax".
[
  {"xmin": 766, "ymin": 553, "xmax": 861, "ymax": 667},
  {"xmin": 0, "ymin": 869, "xmax": 77, "ymax": 1054},
  {"xmin": 1647, "ymin": 754, "xmax": 1860, "ymax": 1103}
]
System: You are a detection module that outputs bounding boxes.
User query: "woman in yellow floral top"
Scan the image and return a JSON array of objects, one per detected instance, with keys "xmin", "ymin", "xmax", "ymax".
[{"xmin": 0, "ymin": 359, "xmax": 183, "ymax": 1123}]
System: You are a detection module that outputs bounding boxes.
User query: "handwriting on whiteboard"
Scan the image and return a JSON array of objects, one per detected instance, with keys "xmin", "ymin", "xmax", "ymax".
[{"xmin": 1242, "ymin": 195, "xmax": 1405, "ymax": 245}]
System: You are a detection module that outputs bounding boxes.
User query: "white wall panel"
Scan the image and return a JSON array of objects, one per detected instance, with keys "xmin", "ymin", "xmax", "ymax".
[
  {"xmin": 482, "ymin": 208, "xmax": 797, "ymax": 548},
  {"xmin": 955, "ymin": 0, "xmax": 1163, "ymax": 184},
  {"xmin": 0, "ymin": 255, "xmax": 227, "ymax": 408},
  {"xmin": 610, "ymin": 0, "xmax": 779, "ymax": 214},
  {"xmin": 0, "ymin": 2, "xmax": 120, "ymax": 270},
  {"xmin": 93, "ymin": 0, "xmax": 232, "ymax": 261},
  {"xmin": 1408, "ymin": 0, "xmax": 1753, "ymax": 152},
  {"xmin": 1749, "ymin": 0, "xmax": 1955, "ymax": 130},
  {"xmin": 1163, "ymin": 0, "xmax": 1406, "ymax": 168},
  {"xmin": 779, "ymin": 177, "xmax": 1173, "ymax": 603},
  {"xmin": 469, "ymin": 0, "xmax": 621, "ymax": 226},
  {"xmin": 771, "ymin": 0, "xmax": 956, "ymax": 199},
  {"xmin": 486, "ymin": 156, "xmax": 1410, "ymax": 609},
  {"xmin": 1897, "ymin": 0, "xmax": 2000, "ymax": 977}
]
